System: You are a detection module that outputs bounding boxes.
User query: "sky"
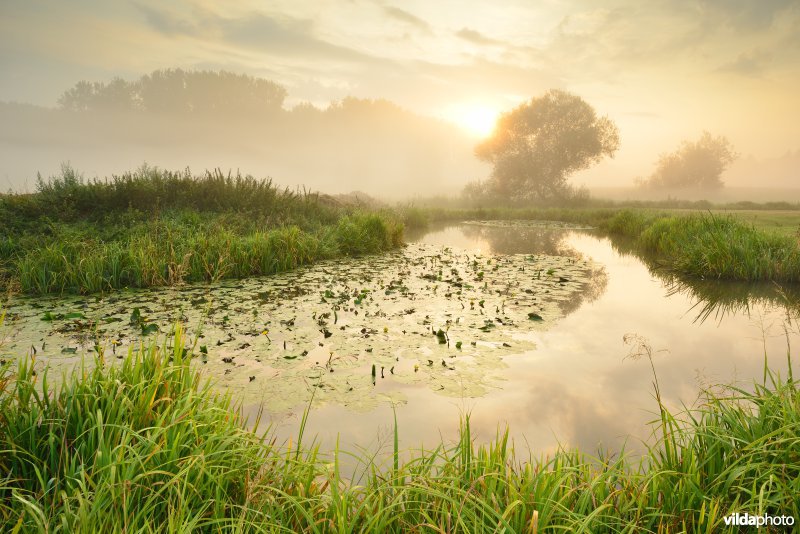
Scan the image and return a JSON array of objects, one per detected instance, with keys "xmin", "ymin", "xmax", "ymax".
[{"xmin": 1, "ymin": 0, "xmax": 800, "ymax": 187}]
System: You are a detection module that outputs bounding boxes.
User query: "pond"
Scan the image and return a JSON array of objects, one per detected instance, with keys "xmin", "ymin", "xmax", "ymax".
[{"xmin": 2, "ymin": 221, "xmax": 799, "ymax": 461}]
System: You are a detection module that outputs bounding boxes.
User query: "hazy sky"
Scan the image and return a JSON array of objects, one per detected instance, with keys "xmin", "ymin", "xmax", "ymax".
[{"xmin": 2, "ymin": 0, "xmax": 799, "ymax": 185}]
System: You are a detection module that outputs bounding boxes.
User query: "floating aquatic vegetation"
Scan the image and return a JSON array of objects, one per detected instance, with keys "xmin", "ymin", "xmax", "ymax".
[{"xmin": 2, "ymin": 241, "xmax": 602, "ymax": 415}]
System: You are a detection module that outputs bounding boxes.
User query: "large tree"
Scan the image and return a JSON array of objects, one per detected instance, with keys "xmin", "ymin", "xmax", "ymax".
[
  {"xmin": 638, "ymin": 132, "xmax": 737, "ymax": 190},
  {"xmin": 475, "ymin": 89, "xmax": 619, "ymax": 201}
]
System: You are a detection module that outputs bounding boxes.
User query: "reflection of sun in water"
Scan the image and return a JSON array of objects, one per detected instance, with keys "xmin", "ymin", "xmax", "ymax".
[{"xmin": 443, "ymin": 104, "xmax": 500, "ymax": 138}]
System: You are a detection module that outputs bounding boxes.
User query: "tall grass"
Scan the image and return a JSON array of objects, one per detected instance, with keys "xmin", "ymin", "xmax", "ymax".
[
  {"xmin": 0, "ymin": 165, "xmax": 404, "ymax": 294},
  {"xmin": 0, "ymin": 327, "xmax": 309, "ymax": 531},
  {"xmin": 15, "ymin": 213, "xmax": 401, "ymax": 294},
  {"xmin": 635, "ymin": 213, "xmax": 800, "ymax": 281},
  {"xmin": 0, "ymin": 164, "xmax": 338, "ymax": 226},
  {"xmin": 597, "ymin": 210, "xmax": 800, "ymax": 282},
  {"xmin": 1, "ymin": 329, "xmax": 797, "ymax": 531}
]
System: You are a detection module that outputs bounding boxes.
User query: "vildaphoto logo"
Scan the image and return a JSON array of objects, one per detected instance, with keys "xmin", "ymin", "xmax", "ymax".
[{"xmin": 723, "ymin": 512, "xmax": 795, "ymax": 528}]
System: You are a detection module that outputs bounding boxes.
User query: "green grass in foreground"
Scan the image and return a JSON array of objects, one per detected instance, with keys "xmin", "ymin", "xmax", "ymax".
[
  {"xmin": 1, "ymin": 329, "xmax": 798, "ymax": 532},
  {"xmin": 0, "ymin": 166, "xmax": 403, "ymax": 294}
]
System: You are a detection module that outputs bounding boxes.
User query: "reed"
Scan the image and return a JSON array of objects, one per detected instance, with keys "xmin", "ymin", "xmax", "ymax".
[
  {"xmin": 1, "ymin": 164, "xmax": 338, "ymax": 225},
  {"xmin": 1, "ymin": 329, "xmax": 797, "ymax": 532},
  {"xmin": 635, "ymin": 212, "xmax": 800, "ymax": 281},
  {"xmin": 14, "ymin": 216, "xmax": 400, "ymax": 294},
  {"xmin": 1, "ymin": 166, "xmax": 404, "ymax": 295}
]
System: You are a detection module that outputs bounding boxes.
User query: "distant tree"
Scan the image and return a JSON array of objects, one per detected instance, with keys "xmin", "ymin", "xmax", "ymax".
[
  {"xmin": 290, "ymin": 102, "xmax": 323, "ymax": 118},
  {"xmin": 57, "ymin": 69, "xmax": 287, "ymax": 115},
  {"xmin": 93, "ymin": 77, "xmax": 140, "ymax": 111},
  {"xmin": 461, "ymin": 179, "xmax": 488, "ymax": 203},
  {"xmin": 474, "ymin": 89, "xmax": 619, "ymax": 202},
  {"xmin": 139, "ymin": 69, "xmax": 287, "ymax": 115},
  {"xmin": 325, "ymin": 97, "xmax": 411, "ymax": 124},
  {"xmin": 58, "ymin": 81, "xmax": 103, "ymax": 112},
  {"xmin": 638, "ymin": 132, "xmax": 737, "ymax": 190},
  {"xmin": 137, "ymin": 69, "xmax": 188, "ymax": 113}
]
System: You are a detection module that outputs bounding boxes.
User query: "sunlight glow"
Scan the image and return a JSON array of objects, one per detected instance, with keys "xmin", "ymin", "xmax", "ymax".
[{"xmin": 444, "ymin": 104, "xmax": 500, "ymax": 138}]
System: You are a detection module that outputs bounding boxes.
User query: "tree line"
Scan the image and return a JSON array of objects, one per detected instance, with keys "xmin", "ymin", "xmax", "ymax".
[
  {"xmin": 53, "ymin": 69, "xmax": 738, "ymax": 202},
  {"xmin": 57, "ymin": 69, "xmax": 287, "ymax": 115}
]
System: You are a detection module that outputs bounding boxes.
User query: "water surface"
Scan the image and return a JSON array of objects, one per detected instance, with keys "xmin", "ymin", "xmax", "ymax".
[{"xmin": 2, "ymin": 221, "xmax": 798, "ymax": 461}]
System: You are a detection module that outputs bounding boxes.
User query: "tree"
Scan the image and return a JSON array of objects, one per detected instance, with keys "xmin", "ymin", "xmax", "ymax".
[
  {"xmin": 57, "ymin": 69, "xmax": 287, "ymax": 116},
  {"xmin": 58, "ymin": 81, "xmax": 104, "ymax": 112},
  {"xmin": 138, "ymin": 69, "xmax": 287, "ymax": 115},
  {"xmin": 474, "ymin": 89, "xmax": 619, "ymax": 202},
  {"xmin": 638, "ymin": 132, "xmax": 737, "ymax": 190}
]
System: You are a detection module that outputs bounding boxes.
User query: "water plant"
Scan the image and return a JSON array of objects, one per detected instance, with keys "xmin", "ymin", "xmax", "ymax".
[
  {"xmin": 408, "ymin": 206, "xmax": 800, "ymax": 283},
  {"xmin": 0, "ymin": 328, "xmax": 797, "ymax": 531}
]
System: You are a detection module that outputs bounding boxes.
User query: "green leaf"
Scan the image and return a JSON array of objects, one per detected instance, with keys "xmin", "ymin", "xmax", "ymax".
[{"xmin": 141, "ymin": 323, "xmax": 159, "ymax": 335}]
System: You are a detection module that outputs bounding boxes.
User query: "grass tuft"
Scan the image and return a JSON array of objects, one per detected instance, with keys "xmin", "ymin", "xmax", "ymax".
[
  {"xmin": 0, "ymin": 166, "xmax": 405, "ymax": 295},
  {"xmin": 1, "ymin": 328, "xmax": 797, "ymax": 531}
]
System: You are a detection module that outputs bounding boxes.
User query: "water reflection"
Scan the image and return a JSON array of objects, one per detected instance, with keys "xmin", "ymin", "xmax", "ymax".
[
  {"xmin": 398, "ymin": 224, "xmax": 800, "ymax": 457},
  {"xmin": 451, "ymin": 221, "xmax": 800, "ymax": 325},
  {"xmin": 663, "ymin": 277, "xmax": 800, "ymax": 324},
  {"xmin": 426, "ymin": 222, "xmax": 610, "ymax": 317},
  {"xmin": 603, "ymin": 232, "xmax": 800, "ymax": 323},
  {"xmin": 460, "ymin": 222, "xmax": 582, "ymax": 256},
  {"xmin": 6, "ymin": 221, "xmax": 800, "ymax": 467}
]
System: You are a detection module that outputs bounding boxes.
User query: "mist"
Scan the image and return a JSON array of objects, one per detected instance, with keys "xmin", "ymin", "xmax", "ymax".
[
  {"xmin": 0, "ymin": 81, "xmax": 487, "ymax": 199},
  {"xmin": 2, "ymin": 67, "xmax": 798, "ymax": 204},
  {"xmin": 2, "ymin": 0, "xmax": 799, "ymax": 202}
]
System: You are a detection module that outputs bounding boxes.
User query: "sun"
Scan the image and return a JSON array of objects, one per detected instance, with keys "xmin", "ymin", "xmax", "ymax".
[{"xmin": 443, "ymin": 104, "xmax": 500, "ymax": 138}]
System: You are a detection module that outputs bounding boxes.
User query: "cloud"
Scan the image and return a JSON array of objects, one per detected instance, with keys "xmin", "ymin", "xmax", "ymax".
[
  {"xmin": 383, "ymin": 6, "xmax": 431, "ymax": 32},
  {"xmin": 220, "ymin": 14, "xmax": 371, "ymax": 63},
  {"xmin": 455, "ymin": 28, "xmax": 503, "ymax": 46},
  {"xmin": 135, "ymin": 4, "xmax": 376, "ymax": 65},
  {"xmin": 542, "ymin": 0, "xmax": 800, "ymax": 83},
  {"xmin": 718, "ymin": 49, "xmax": 773, "ymax": 76},
  {"xmin": 696, "ymin": 0, "xmax": 797, "ymax": 31},
  {"xmin": 134, "ymin": 2, "xmax": 198, "ymax": 36}
]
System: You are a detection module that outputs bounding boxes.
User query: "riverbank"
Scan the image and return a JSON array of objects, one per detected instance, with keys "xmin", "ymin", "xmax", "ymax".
[
  {"xmin": 402, "ymin": 206, "xmax": 800, "ymax": 282},
  {"xmin": 0, "ymin": 166, "xmax": 403, "ymax": 294},
  {"xmin": 1, "ymin": 329, "xmax": 797, "ymax": 532}
]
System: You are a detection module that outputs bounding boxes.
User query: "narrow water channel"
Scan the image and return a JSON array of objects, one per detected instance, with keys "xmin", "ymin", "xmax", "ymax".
[
  {"xmin": 2, "ymin": 221, "xmax": 798, "ymax": 463},
  {"xmin": 266, "ymin": 222, "xmax": 800, "ymax": 458}
]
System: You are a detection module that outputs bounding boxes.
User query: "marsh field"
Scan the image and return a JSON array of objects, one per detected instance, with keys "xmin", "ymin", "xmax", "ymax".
[
  {"xmin": 0, "ymin": 169, "xmax": 799, "ymax": 531},
  {"xmin": 5, "ymin": 0, "xmax": 800, "ymax": 527}
]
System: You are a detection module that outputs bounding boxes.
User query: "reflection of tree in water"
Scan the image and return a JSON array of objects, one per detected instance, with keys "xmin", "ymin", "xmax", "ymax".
[
  {"xmin": 663, "ymin": 277, "xmax": 800, "ymax": 324},
  {"xmin": 460, "ymin": 224, "xmax": 580, "ymax": 256},
  {"xmin": 608, "ymin": 236, "xmax": 800, "ymax": 323},
  {"xmin": 460, "ymin": 224, "xmax": 609, "ymax": 317},
  {"xmin": 555, "ymin": 262, "xmax": 609, "ymax": 316}
]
